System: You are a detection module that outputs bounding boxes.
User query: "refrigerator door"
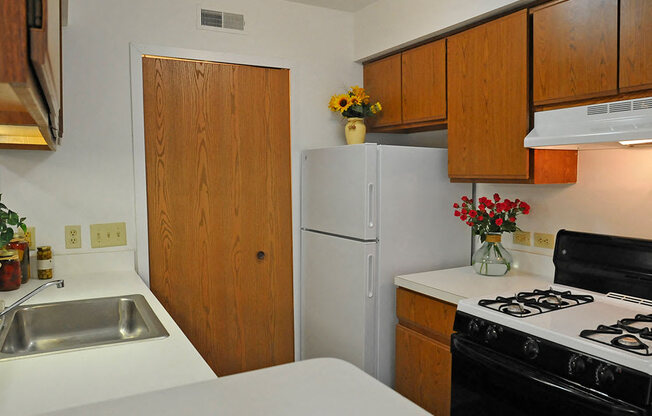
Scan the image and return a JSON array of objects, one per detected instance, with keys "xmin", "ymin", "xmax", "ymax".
[
  {"xmin": 375, "ymin": 146, "xmax": 472, "ymax": 386},
  {"xmin": 301, "ymin": 144, "xmax": 377, "ymax": 240},
  {"xmin": 301, "ymin": 230, "xmax": 378, "ymax": 376}
]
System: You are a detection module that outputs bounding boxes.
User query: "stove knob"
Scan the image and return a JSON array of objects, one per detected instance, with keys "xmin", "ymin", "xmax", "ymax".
[
  {"xmin": 595, "ymin": 364, "xmax": 615, "ymax": 387},
  {"xmin": 568, "ymin": 354, "xmax": 586, "ymax": 376},
  {"xmin": 523, "ymin": 337, "xmax": 539, "ymax": 360},
  {"xmin": 484, "ymin": 325, "xmax": 499, "ymax": 343},
  {"xmin": 467, "ymin": 319, "xmax": 481, "ymax": 336}
]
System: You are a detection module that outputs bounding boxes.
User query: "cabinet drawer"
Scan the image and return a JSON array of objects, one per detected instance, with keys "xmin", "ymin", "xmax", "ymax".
[{"xmin": 396, "ymin": 287, "xmax": 456, "ymax": 345}]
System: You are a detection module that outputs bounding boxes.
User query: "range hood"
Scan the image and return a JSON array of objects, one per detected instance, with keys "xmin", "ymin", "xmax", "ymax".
[{"xmin": 524, "ymin": 97, "xmax": 652, "ymax": 150}]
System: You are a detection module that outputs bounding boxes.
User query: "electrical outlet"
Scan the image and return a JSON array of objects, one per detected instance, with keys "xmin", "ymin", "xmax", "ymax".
[
  {"xmin": 65, "ymin": 225, "xmax": 82, "ymax": 249},
  {"xmin": 512, "ymin": 231, "xmax": 531, "ymax": 246},
  {"xmin": 90, "ymin": 222, "xmax": 127, "ymax": 248},
  {"xmin": 534, "ymin": 232, "xmax": 555, "ymax": 249},
  {"xmin": 25, "ymin": 227, "xmax": 36, "ymax": 249}
]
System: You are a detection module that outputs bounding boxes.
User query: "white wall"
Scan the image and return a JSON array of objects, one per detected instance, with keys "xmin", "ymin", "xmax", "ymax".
[
  {"xmin": 0, "ymin": 0, "xmax": 360, "ymax": 258},
  {"xmin": 476, "ymin": 147, "xmax": 652, "ymax": 260},
  {"xmin": 354, "ymin": 0, "xmax": 532, "ymax": 61}
]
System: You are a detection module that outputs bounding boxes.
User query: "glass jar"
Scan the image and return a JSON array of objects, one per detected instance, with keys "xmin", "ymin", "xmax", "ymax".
[
  {"xmin": 37, "ymin": 246, "xmax": 53, "ymax": 280},
  {"xmin": 7, "ymin": 236, "xmax": 30, "ymax": 283},
  {"xmin": 0, "ymin": 249, "xmax": 22, "ymax": 291},
  {"xmin": 472, "ymin": 233, "xmax": 513, "ymax": 276}
]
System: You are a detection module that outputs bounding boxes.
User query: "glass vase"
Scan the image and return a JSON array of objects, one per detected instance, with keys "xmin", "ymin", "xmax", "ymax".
[{"xmin": 472, "ymin": 233, "xmax": 513, "ymax": 276}]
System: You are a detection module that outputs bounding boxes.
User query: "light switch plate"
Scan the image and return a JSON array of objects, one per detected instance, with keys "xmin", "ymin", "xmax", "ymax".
[
  {"xmin": 90, "ymin": 222, "xmax": 127, "ymax": 248},
  {"xmin": 512, "ymin": 231, "xmax": 531, "ymax": 246},
  {"xmin": 65, "ymin": 225, "xmax": 82, "ymax": 249},
  {"xmin": 534, "ymin": 232, "xmax": 555, "ymax": 249}
]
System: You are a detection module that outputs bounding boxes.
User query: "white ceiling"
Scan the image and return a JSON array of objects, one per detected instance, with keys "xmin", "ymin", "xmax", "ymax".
[{"xmin": 284, "ymin": 0, "xmax": 378, "ymax": 12}]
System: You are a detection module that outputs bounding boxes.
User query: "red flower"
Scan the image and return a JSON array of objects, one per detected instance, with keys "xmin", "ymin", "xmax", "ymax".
[
  {"xmin": 462, "ymin": 196, "xmax": 470, "ymax": 202},
  {"xmin": 461, "ymin": 208, "xmax": 468, "ymax": 214},
  {"xmin": 495, "ymin": 218, "xmax": 503, "ymax": 226},
  {"xmin": 454, "ymin": 210, "xmax": 461, "ymax": 217},
  {"xmin": 485, "ymin": 201, "xmax": 494, "ymax": 209},
  {"xmin": 469, "ymin": 210, "xmax": 477, "ymax": 218},
  {"xmin": 479, "ymin": 197, "xmax": 487, "ymax": 204},
  {"xmin": 478, "ymin": 216, "xmax": 484, "ymax": 221},
  {"xmin": 453, "ymin": 203, "xmax": 460, "ymax": 208},
  {"xmin": 523, "ymin": 207, "xmax": 530, "ymax": 215},
  {"xmin": 489, "ymin": 212, "xmax": 495, "ymax": 218},
  {"xmin": 466, "ymin": 221, "xmax": 473, "ymax": 226},
  {"xmin": 493, "ymin": 193, "xmax": 500, "ymax": 202},
  {"xmin": 478, "ymin": 204, "xmax": 486, "ymax": 210},
  {"xmin": 460, "ymin": 214, "xmax": 468, "ymax": 221},
  {"xmin": 509, "ymin": 216, "xmax": 516, "ymax": 222}
]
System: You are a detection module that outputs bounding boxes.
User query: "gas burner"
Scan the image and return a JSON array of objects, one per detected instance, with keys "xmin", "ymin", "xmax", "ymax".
[
  {"xmin": 581, "ymin": 317, "xmax": 652, "ymax": 356},
  {"xmin": 479, "ymin": 288, "xmax": 593, "ymax": 318}
]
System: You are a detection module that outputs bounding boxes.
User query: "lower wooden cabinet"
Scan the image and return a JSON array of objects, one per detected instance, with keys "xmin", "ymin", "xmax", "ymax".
[
  {"xmin": 396, "ymin": 324, "xmax": 452, "ymax": 416},
  {"xmin": 395, "ymin": 287, "xmax": 456, "ymax": 415}
]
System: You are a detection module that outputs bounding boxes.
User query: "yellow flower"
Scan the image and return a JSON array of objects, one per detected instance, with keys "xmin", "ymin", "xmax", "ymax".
[
  {"xmin": 350, "ymin": 85, "xmax": 369, "ymax": 103},
  {"xmin": 331, "ymin": 94, "xmax": 353, "ymax": 113},
  {"xmin": 350, "ymin": 96, "xmax": 360, "ymax": 106},
  {"xmin": 370, "ymin": 102, "xmax": 382, "ymax": 114},
  {"xmin": 328, "ymin": 94, "xmax": 340, "ymax": 112}
]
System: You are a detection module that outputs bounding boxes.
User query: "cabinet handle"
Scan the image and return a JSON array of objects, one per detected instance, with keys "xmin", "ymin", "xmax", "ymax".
[
  {"xmin": 257, "ymin": 251, "xmax": 266, "ymax": 260},
  {"xmin": 368, "ymin": 183, "xmax": 375, "ymax": 229}
]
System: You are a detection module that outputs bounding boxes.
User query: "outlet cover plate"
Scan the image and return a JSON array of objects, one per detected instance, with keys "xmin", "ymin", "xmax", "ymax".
[
  {"xmin": 512, "ymin": 231, "xmax": 531, "ymax": 246},
  {"xmin": 90, "ymin": 222, "xmax": 127, "ymax": 248},
  {"xmin": 65, "ymin": 225, "xmax": 82, "ymax": 249},
  {"xmin": 534, "ymin": 232, "xmax": 555, "ymax": 249},
  {"xmin": 25, "ymin": 227, "xmax": 36, "ymax": 250}
]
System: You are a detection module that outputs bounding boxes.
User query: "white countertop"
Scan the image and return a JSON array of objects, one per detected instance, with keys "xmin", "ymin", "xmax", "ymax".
[
  {"xmin": 395, "ymin": 266, "xmax": 553, "ymax": 304},
  {"xmin": 43, "ymin": 358, "xmax": 430, "ymax": 416},
  {"xmin": 0, "ymin": 253, "xmax": 216, "ymax": 415}
]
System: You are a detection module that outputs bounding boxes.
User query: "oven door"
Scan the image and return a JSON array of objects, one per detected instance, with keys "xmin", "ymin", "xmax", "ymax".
[{"xmin": 451, "ymin": 334, "xmax": 648, "ymax": 416}]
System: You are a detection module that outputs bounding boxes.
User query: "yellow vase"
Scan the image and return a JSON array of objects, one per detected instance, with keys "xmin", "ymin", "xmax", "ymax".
[{"xmin": 344, "ymin": 118, "xmax": 366, "ymax": 145}]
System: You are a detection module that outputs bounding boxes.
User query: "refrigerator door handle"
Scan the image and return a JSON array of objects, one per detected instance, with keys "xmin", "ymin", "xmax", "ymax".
[
  {"xmin": 367, "ymin": 254, "xmax": 374, "ymax": 298},
  {"xmin": 367, "ymin": 183, "xmax": 375, "ymax": 229}
]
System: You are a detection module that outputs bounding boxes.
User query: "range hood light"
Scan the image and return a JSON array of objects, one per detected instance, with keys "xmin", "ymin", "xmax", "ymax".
[{"xmin": 619, "ymin": 139, "xmax": 652, "ymax": 146}]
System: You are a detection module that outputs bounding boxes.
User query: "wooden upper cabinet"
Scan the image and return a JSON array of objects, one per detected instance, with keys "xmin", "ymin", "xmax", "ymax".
[
  {"xmin": 401, "ymin": 39, "xmax": 447, "ymax": 124},
  {"xmin": 620, "ymin": 0, "xmax": 652, "ymax": 92},
  {"xmin": 532, "ymin": 0, "xmax": 618, "ymax": 105},
  {"xmin": 0, "ymin": 0, "xmax": 61, "ymax": 150},
  {"xmin": 447, "ymin": 10, "xmax": 531, "ymax": 180},
  {"xmin": 363, "ymin": 54, "xmax": 402, "ymax": 128}
]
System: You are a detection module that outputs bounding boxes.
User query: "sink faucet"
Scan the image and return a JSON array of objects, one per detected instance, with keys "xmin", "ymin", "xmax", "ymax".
[{"xmin": 0, "ymin": 280, "xmax": 64, "ymax": 319}]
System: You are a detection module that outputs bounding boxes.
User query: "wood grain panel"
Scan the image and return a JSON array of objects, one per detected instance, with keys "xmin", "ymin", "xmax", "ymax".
[
  {"xmin": 0, "ymin": 0, "xmax": 28, "ymax": 83},
  {"xmin": 447, "ymin": 10, "xmax": 530, "ymax": 180},
  {"xmin": 401, "ymin": 39, "xmax": 447, "ymax": 124},
  {"xmin": 532, "ymin": 0, "xmax": 618, "ymax": 105},
  {"xmin": 363, "ymin": 54, "xmax": 402, "ymax": 127},
  {"xmin": 532, "ymin": 149, "xmax": 577, "ymax": 184},
  {"xmin": 620, "ymin": 0, "xmax": 652, "ymax": 92},
  {"xmin": 395, "ymin": 324, "xmax": 451, "ymax": 416},
  {"xmin": 143, "ymin": 56, "xmax": 294, "ymax": 376},
  {"xmin": 396, "ymin": 288, "xmax": 456, "ymax": 346}
]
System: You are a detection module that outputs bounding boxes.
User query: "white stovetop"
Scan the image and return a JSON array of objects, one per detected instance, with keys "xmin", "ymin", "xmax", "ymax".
[{"xmin": 458, "ymin": 284, "xmax": 652, "ymax": 374}]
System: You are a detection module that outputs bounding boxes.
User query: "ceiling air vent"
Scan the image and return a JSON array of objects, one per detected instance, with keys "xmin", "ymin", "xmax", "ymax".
[
  {"xmin": 587, "ymin": 104, "xmax": 608, "ymax": 116},
  {"xmin": 198, "ymin": 8, "xmax": 246, "ymax": 33},
  {"xmin": 609, "ymin": 101, "xmax": 632, "ymax": 113}
]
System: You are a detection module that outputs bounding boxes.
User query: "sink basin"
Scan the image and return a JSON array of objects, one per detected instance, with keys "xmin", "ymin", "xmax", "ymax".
[{"xmin": 0, "ymin": 294, "xmax": 169, "ymax": 359}]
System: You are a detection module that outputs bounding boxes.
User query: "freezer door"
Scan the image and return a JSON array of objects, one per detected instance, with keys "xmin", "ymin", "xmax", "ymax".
[
  {"xmin": 301, "ymin": 230, "xmax": 378, "ymax": 376},
  {"xmin": 301, "ymin": 144, "xmax": 377, "ymax": 240}
]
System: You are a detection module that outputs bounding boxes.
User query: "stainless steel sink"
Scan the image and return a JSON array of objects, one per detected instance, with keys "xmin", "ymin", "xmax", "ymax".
[{"xmin": 0, "ymin": 294, "xmax": 169, "ymax": 360}]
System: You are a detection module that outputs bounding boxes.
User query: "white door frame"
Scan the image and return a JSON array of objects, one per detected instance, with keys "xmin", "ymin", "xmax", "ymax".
[{"xmin": 129, "ymin": 43, "xmax": 302, "ymax": 359}]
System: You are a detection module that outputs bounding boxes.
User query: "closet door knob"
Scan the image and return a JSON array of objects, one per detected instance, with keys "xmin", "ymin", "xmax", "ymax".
[{"xmin": 257, "ymin": 251, "xmax": 266, "ymax": 260}]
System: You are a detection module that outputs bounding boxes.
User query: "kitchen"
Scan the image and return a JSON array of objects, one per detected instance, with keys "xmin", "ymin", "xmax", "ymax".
[{"xmin": 0, "ymin": 0, "xmax": 652, "ymax": 414}]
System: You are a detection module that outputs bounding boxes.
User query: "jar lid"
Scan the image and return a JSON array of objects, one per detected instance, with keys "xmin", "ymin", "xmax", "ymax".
[
  {"xmin": 0, "ymin": 249, "xmax": 19, "ymax": 261},
  {"xmin": 37, "ymin": 246, "xmax": 52, "ymax": 251},
  {"xmin": 10, "ymin": 236, "xmax": 27, "ymax": 243}
]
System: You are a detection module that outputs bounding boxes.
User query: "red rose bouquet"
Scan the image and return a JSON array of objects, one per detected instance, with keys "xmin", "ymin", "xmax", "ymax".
[{"xmin": 453, "ymin": 193, "xmax": 530, "ymax": 242}]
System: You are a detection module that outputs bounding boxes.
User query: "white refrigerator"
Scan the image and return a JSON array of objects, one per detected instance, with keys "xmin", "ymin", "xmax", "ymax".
[{"xmin": 300, "ymin": 143, "xmax": 471, "ymax": 386}]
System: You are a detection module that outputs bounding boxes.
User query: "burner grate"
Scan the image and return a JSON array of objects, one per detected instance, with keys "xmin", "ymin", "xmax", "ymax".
[
  {"xmin": 581, "ymin": 315, "xmax": 652, "ymax": 356},
  {"xmin": 478, "ymin": 288, "xmax": 594, "ymax": 318}
]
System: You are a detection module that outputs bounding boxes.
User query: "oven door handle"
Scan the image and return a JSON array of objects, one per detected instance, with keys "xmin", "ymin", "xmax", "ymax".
[{"xmin": 452, "ymin": 335, "xmax": 645, "ymax": 416}]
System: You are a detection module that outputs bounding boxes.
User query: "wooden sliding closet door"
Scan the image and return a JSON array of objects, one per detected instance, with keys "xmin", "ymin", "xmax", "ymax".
[{"xmin": 143, "ymin": 56, "xmax": 294, "ymax": 376}]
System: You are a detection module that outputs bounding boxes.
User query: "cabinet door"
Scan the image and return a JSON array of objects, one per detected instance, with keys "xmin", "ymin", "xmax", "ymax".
[
  {"xmin": 620, "ymin": 0, "xmax": 652, "ymax": 92},
  {"xmin": 532, "ymin": 0, "xmax": 618, "ymax": 105},
  {"xmin": 401, "ymin": 39, "xmax": 447, "ymax": 124},
  {"xmin": 395, "ymin": 324, "xmax": 451, "ymax": 416},
  {"xmin": 447, "ymin": 10, "xmax": 530, "ymax": 180},
  {"xmin": 363, "ymin": 54, "xmax": 402, "ymax": 128}
]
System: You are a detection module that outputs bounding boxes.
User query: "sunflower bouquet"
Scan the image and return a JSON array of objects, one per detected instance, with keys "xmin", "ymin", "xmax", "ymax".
[{"xmin": 328, "ymin": 86, "xmax": 382, "ymax": 119}]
